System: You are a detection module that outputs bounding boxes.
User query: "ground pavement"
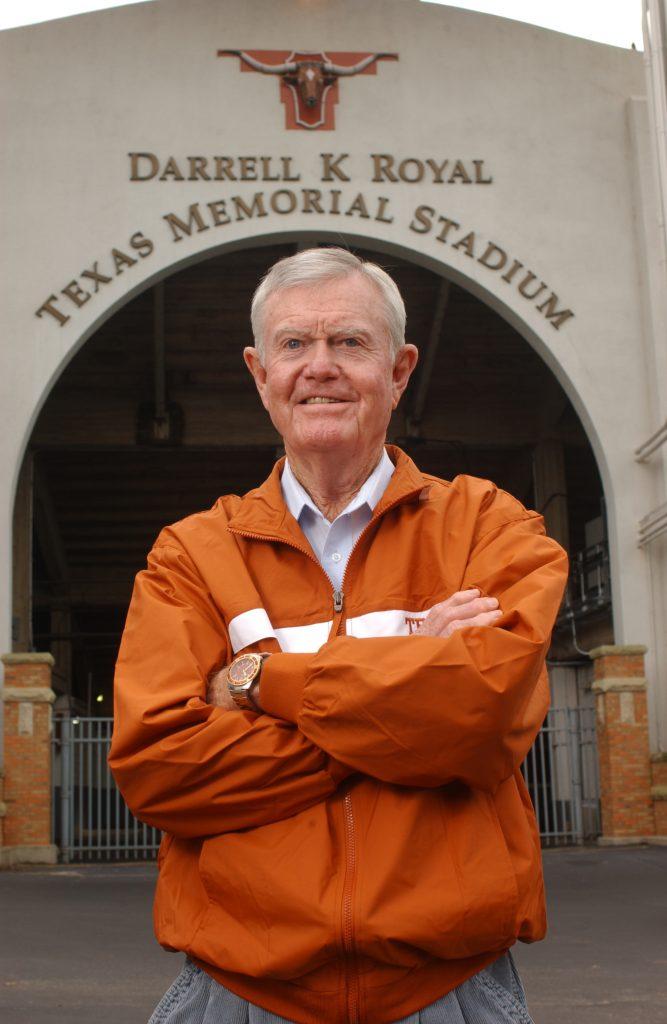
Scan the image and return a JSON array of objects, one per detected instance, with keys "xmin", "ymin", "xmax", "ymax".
[{"xmin": 1, "ymin": 845, "xmax": 665, "ymax": 1024}]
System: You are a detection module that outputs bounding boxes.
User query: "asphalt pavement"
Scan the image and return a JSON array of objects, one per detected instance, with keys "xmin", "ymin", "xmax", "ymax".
[{"xmin": 1, "ymin": 845, "xmax": 666, "ymax": 1024}]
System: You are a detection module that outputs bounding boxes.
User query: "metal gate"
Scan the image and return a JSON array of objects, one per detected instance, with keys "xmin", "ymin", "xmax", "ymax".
[
  {"xmin": 52, "ymin": 706, "xmax": 600, "ymax": 861},
  {"xmin": 51, "ymin": 716, "xmax": 161, "ymax": 862},
  {"xmin": 522, "ymin": 705, "xmax": 600, "ymax": 845}
]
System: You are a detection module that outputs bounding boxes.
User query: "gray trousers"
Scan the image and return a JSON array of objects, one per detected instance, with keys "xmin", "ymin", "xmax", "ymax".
[{"xmin": 147, "ymin": 950, "xmax": 533, "ymax": 1024}]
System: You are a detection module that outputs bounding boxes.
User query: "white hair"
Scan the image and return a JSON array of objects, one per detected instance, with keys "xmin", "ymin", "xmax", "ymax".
[{"xmin": 250, "ymin": 247, "xmax": 406, "ymax": 363}]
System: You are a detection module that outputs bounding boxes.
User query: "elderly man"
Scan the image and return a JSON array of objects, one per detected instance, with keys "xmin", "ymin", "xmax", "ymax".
[{"xmin": 109, "ymin": 247, "xmax": 569, "ymax": 1024}]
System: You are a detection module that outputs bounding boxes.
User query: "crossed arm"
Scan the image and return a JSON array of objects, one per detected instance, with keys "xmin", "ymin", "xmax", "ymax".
[
  {"xmin": 108, "ymin": 514, "xmax": 568, "ymax": 839},
  {"xmin": 207, "ymin": 588, "xmax": 503, "ymax": 710}
]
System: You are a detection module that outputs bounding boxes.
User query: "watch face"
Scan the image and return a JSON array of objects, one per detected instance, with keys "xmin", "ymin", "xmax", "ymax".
[{"xmin": 229, "ymin": 654, "xmax": 259, "ymax": 687}]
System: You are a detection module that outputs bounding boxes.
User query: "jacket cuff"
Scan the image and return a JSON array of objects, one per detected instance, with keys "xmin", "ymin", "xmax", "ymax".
[{"xmin": 258, "ymin": 653, "xmax": 311, "ymax": 723}]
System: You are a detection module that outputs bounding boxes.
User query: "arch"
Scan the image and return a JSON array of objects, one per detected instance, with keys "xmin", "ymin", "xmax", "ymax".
[
  {"xmin": 14, "ymin": 228, "xmax": 613, "ymax": 515},
  {"xmin": 12, "ymin": 227, "xmax": 618, "ymax": 642},
  {"xmin": 7, "ymin": 224, "xmax": 623, "ymax": 691}
]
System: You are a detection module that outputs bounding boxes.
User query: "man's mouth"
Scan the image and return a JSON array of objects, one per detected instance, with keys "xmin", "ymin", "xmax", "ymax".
[{"xmin": 300, "ymin": 397, "xmax": 347, "ymax": 404}]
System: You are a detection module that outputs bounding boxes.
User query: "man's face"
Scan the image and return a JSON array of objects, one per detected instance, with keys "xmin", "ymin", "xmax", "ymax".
[{"xmin": 244, "ymin": 273, "xmax": 418, "ymax": 464}]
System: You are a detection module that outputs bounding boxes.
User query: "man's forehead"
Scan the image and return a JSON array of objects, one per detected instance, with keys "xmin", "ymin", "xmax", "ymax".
[
  {"xmin": 270, "ymin": 310, "xmax": 373, "ymax": 332},
  {"xmin": 263, "ymin": 279, "xmax": 385, "ymax": 333}
]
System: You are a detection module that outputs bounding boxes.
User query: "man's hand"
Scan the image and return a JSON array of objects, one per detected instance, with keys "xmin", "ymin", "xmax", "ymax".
[
  {"xmin": 413, "ymin": 588, "xmax": 502, "ymax": 638},
  {"xmin": 206, "ymin": 665, "xmax": 237, "ymax": 710}
]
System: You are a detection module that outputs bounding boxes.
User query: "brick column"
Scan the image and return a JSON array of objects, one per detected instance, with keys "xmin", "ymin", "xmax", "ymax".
[
  {"xmin": 1, "ymin": 653, "xmax": 58, "ymax": 866},
  {"xmin": 590, "ymin": 644, "xmax": 655, "ymax": 843},
  {"xmin": 0, "ymin": 769, "xmax": 5, "ymax": 848},
  {"xmin": 651, "ymin": 754, "xmax": 667, "ymax": 838}
]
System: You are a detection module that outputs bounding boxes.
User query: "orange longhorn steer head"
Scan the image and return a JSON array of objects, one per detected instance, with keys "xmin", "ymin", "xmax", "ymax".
[{"xmin": 218, "ymin": 49, "xmax": 398, "ymax": 130}]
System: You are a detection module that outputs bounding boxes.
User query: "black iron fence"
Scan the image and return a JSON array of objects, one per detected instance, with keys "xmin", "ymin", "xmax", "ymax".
[{"xmin": 52, "ymin": 705, "xmax": 600, "ymax": 862}]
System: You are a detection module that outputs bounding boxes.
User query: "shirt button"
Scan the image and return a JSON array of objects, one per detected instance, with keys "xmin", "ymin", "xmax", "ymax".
[{"xmin": 331, "ymin": 552, "xmax": 342, "ymax": 563}]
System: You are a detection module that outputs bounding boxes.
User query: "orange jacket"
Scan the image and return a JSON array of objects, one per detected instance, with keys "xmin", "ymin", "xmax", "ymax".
[{"xmin": 109, "ymin": 446, "xmax": 569, "ymax": 1024}]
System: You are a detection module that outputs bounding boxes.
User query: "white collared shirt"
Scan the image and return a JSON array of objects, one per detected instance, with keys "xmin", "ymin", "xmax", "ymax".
[{"xmin": 280, "ymin": 449, "xmax": 395, "ymax": 591}]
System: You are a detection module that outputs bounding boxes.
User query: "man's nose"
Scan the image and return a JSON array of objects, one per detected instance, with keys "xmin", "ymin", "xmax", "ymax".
[{"xmin": 303, "ymin": 339, "xmax": 340, "ymax": 378}]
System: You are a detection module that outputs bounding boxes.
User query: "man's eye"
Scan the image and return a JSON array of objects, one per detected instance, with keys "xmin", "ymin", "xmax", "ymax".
[
  {"xmin": 285, "ymin": 338, "xmax": 302, "ymax": 350},
  {"xmin": 342, "ymin": 337, "xmax": 360, "ymax": 347}
]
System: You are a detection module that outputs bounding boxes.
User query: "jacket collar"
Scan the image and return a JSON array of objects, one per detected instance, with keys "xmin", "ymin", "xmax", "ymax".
[{"xmin": 227, "ymin": 444, "xmax": 429, "ymax": 544}]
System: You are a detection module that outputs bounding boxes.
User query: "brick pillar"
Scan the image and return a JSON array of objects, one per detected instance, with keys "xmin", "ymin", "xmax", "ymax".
[
  {"xmin": 590, "ymin": 644, "xmax": 655, "ymax": 844},
  {"xmin": 651, "ymin": 754, "xmax": 667, "ymax": 838},
  {"xmin": 1, "ymin": 653, "xmax": 58, "ymax": 866},
  {"xmin": 0, "ymin": 769, "xmax": 5, "ymax": 848}
]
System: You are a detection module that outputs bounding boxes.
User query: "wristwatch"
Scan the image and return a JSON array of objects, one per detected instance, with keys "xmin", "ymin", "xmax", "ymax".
[{"xmin": 226, "ymin": 652, "xmax": 270, "ymax": 710}]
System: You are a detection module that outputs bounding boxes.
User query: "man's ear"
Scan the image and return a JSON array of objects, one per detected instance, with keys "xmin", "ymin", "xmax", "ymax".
[
  {"xmin": 391, "ymin": 343, "xmax": 419, "ymax": 409},
  {"xmin": 243, "ymin": 346, "xmax": 270, "ymax": 411}
]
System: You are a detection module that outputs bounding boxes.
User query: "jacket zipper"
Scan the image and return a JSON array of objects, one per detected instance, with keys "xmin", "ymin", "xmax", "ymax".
[
  {"xmin": 228, "ymin": 524, "xmax": 361, "ymax": 1017},
  {"xmin": 330, "ymin": 488, "xmax": 420, "ymax": 635},
  {"xmin": 342, "ymin": 786, "xmax": 360, "ymax": 1024},
  {"xmin": 228, "ymin": 485, "xmax": 423, "ymax": 1024}
]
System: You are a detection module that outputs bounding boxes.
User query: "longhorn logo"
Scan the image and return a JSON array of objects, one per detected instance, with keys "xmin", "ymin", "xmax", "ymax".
[{"xmin": 217, "ymin": 49, "xmax": 398, "ymax": 130}]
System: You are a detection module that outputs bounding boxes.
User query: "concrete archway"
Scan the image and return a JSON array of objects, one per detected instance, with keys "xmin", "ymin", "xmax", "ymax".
[
  {"xmin": 14, "ymin": 227, "xmax": 612, "ymax": 505},
  {"xmin": 13, "ymin": 231, "xmax": 610, "ymax": 716},
  {"xmin": 9, "ymin": 229, "xmax": 617, "ymax": 664}
]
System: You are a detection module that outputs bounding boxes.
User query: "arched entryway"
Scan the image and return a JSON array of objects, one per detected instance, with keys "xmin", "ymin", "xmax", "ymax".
[
  {"xmin": 11, "ymin": 236, "xmax": 610, "ymax": 853},
  {"xmin": 13, "ymin": 235, "xmax": 611, "ymax": 708}
]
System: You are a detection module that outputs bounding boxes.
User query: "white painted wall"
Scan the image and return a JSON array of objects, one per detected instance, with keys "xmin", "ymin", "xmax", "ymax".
[{"xmin": 1, "ymin": 0, "xmax": 665, "ymax": 751}]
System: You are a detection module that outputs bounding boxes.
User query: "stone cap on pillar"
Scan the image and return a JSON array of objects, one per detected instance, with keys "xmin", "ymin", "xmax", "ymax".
[
  {"xmin": 1, "ymin": 653, "xmax": 55, "ymax": 666},
  {"xmin": 589, "ymin": 645, "xmax": 648, "ymax": 658},
  {"xmin": 1, "ymin": 652, "xmax": 56, "ymax": 700},
  {"xmin": 589, "ymin": 644, "xmax": 648, "ymax": 693}
]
